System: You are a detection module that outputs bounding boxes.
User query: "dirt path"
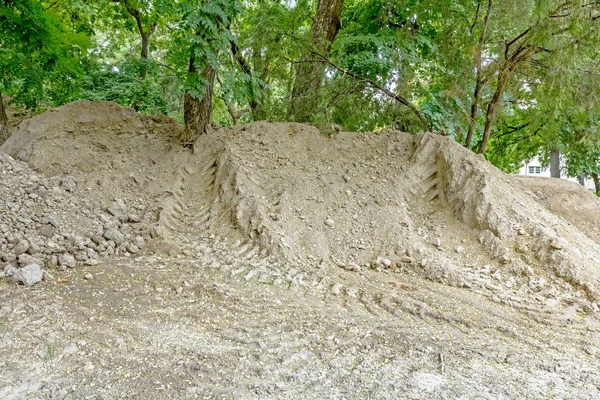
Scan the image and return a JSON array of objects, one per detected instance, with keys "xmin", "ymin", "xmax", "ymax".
[{"xmin": 2, "ymin": 238, "xmax": 600, "ymax": 399}]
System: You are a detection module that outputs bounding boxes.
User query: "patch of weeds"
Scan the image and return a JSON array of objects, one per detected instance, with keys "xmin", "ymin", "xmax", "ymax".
[{"xmin": 44, "ymin": 341, "xmax": 56, "ymax": 361}]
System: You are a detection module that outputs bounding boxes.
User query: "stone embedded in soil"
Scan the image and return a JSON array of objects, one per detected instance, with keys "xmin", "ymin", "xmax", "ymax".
[
  {"xmin": 325, "ymin": 218, "xmax": 335, "ymax": 227},
  {"xmin": 12, "ymin": 263, "xmax": 43, "ymax": 287},
  {"xmin": 103, "ymin": 229, "xmax": 125, "ymax": 246},
  {"xmin": 13, "ymin": 239, "xmax": 29, "ymax": 255},
  {"xmin": 134, "ymin": 236, "xmax": 145, "ymax": 249},
  {"xmin": 108, "ymin": 199, "xmax": 127, "ymax": 218},
  {"xmin": 60, "ymin": 176, "xmax": 77, "ymax": 192},
  {"xmin": 58, "ymin": 253, "xmax": 76, "ymax": 269}
]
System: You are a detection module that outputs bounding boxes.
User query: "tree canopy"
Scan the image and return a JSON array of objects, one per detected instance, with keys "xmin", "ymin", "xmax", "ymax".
[{"xmin": 2, "ymin": 0, "xmax": 600, "ymax": 188}]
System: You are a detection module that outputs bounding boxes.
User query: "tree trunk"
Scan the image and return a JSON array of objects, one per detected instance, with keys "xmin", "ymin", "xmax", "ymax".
[
  {"xmin": 0, "ymin": 93, "xmax": 10, "ymax": 146},
  {"xmin": 183, "ymin": 58, "xmax": 216, "ymax": 145},
  {"xmin": 579, "ymin": 174, "xmax": 585, "ymax": 186},
  {"xmin": 141, "ymin": 32, "xmax": 150, "ymax": 59},
  {"xmin": 550, "ymin": 148, "xmax": 560, "ymax": 178},
  {"xmin": 124, "ymin": 5, "xmax": 157, "ymax": 77},
  {"xmin": 592, "ymin": 173, "xmax": 600, "ymax": 195},
  {"xmin": 465, "ymin": 0, "xmax": 492, "ymax": 149},
  {"xmin": 477, "ymin": 68, "xmax": 510, "ymax": 155},
  {"xmin": 290, "ymin": 0, "xmax": 344, "ymax": 122}
]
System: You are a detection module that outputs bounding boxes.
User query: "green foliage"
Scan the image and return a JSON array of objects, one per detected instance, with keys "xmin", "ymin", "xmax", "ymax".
[
  {"xmin": 0, "ymin": 0, "xmax": 91, "ymax": 109},
  {"xmin": 78, "ymin": 57, "xmax": 170, "ymax": 115},
  {"xmin": 6, "ymin": 0, "xmax": 600, "ymax": 173},
  {"xmin": 169, "ymin": 0, "xmax": 242, "ymax": 99}
]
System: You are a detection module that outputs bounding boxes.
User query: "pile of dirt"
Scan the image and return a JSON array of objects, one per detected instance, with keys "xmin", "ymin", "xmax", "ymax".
[
  {"xmin": 4, "ymin": 100, "xmax": 600, "ymax": 398},
  {"xmin": 181, "ymin": 125, "xmax": 600, "ymax": 303},
  {"xmin": 0, "ymin": 101, "xmax": 187, "ymax": 281},
  {"xmin": 515, "ymin": 175, "xmax": 600, "ymax": 245},
  {"xmin": 2, "ymin": 100, "xmax": 600, "ymax": 310}
]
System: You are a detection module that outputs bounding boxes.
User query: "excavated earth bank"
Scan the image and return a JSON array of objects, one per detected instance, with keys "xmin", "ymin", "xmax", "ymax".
[{"xmin": 1, "ymin": 101, "xmax": 600, "ymax": 399}]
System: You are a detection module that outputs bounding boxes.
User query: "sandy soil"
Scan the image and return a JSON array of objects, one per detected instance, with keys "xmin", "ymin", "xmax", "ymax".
[{"xmin": 1, "ymin": 101, "xmax": 600, "ymax": 399}]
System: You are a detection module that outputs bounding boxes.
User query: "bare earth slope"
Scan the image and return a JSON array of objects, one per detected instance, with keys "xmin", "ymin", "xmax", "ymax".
[
  {"xmin": 515, "ymin": 175, "xmax": 600, "ymax": 245},
  {"xmin": 1, "ymin": 102, "xmax": 600, "ymax": 399}
]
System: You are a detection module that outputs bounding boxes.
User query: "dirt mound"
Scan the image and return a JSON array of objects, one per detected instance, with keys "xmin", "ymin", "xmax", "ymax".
[
  {"xmin": 4, "ymin": 101, "xmax": 600, "ymax": 398},
  {"xmin": 3, "ymin": 101, "xmax": 600, "ymax": 306},
  {"xmin": 0, "ymin": 101, "xmax": 188, "ymax": 277},
  {"xmin": 515, "ymin": 175, "xmax": 600, "ymax": 244}
]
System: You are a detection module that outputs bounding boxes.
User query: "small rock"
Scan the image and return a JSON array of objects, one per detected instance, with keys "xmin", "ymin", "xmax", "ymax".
[
  {"xmin": 47, "ymin": 255, "xmax": 58, "ymax": 268},
  {"xmin": 58, "ymin": 253, "xmax": 76, "ymax": 269},
  {"xmin": 517, "ymin": 228, "xmax": 526, "ymax": 235},
  {"xmin": 550, "ymin": 238, "xmax": 565, "ymax": 250},
  {"xmin": 103, "ymin": 229, "xmax": 125, "ymax": 245},
  {"xmin": 84, "ymin": 273, "xmax": 93, "ymax": 280},
  {"xmin": 108, "ymin": 199, "xmax": 127, "ymax": 218},
  {"xmin": 434, "ymin": 238, "xmax": 441, "ymax": 248},
  {"xmin": 331, "ymin": 283, "xmax": 343, "ymax": 295},
  {"xmin": 39, "ymin": 225, "xmax": 53, "ymax": 238},
  {"xmin": 2, "ymin": 253, "xmax": 16, "ymax": 263},
  {"xmin": 12, "ymin": 264, "xmax": 43, "ymax": 287},
  {"xmin": 324, "ymin": 218, "xmax": 335, "ymax": 227},
  {"xmin": 134, "ymin": 236, "xmax": 145, "ymax": 249},
  {"xmin": 582, "ymin": 282, "xmax": 596, "ymax": 296},
  {"xmin": 3, "ymin": 265, "xmax": 16, "ymax": 277},
  {"xmin": 91, "ymin": 235, "xmax": 104, "ymax": 245},
  {"xmin": 60, "ymin": 176, "xmax": 77, "ymax": 192},
  {"xmin": 126, "ymin": 243, "xmax": 139, "ymax": 254},
  {"xmin": 381, "ymin": 258, "xmax": 392, "ymax": 268},
  {"xmin": 455, "ymin": 246, "xmax": 465, "ymax": 254},
  {"xmin": 128, "ymin": 214, "xmax": 141, "ymax": 223},
  {"xmin": 420, "ymin": 259, "xmax": 428, "ymax": 267},
  {"xmin": 13, "ymin": 239, "xmax": 29, "ymax": 255}
]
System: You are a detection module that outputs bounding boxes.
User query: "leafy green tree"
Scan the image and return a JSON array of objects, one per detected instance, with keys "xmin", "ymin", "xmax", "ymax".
[
  {"xmin": 168, "ymin": 0, "xmax": 241, "ymax": 144},
  {"xmin": 0, "ymin": 0, "xmax": 90, "ymax": 144}
]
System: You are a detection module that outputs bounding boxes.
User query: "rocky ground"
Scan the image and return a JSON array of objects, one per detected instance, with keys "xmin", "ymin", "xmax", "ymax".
[{"xmin": 1, "ymin": 101, "xmax": 600, "ymax": 399}]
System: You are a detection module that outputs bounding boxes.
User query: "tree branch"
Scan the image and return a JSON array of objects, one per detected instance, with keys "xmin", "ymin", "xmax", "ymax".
[{"xmin": 302, "ymin": 48, "xmax": 430, "ymax": 130}]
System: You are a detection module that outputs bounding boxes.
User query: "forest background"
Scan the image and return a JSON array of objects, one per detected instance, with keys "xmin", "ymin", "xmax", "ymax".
[{"xmin": 2, "ymin": 0, "xmax": 600, "ymax": 190}]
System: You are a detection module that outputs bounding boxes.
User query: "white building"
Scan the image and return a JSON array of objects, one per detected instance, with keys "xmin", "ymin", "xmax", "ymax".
[{"xmin": 518, "ymin": 156, "xmax": 596, "ymax": 190}]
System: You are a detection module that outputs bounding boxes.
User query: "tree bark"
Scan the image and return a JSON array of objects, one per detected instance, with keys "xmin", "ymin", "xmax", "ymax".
[
  {"xmin": 549, "ymin": 148, "xmax": 560, "ymax": 177},
  {"xmin": 579, "ymin": 174, "xmax": 585, "ymax": 186},
  {"xmin": 141, "ymin": 31, "xmax": 150, "ymax": 59},
  {"xmin": 0, "ymin": 93, "xmax": 9, "ymax": 146},
  {"xmin": 465, "ymin": 0, "xmax": 492, "ymax": 149},
  {"xmin": 123, "ymin": 4, "xmax": 157, "ymax": 77},
  {"xmin": 592, "ymin": 173, "xmax": 600, "ymax": 195},
  {"xmin": 183, "ymin": 57, "xmax": 216, "ymax": 145},
  {"xmin": 290, "ymin": 0, "xmax": 344, "ymax": 122},
  {"xmin": 477, "ymin": 68, "xmax": 510, "ymax": 154}
]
